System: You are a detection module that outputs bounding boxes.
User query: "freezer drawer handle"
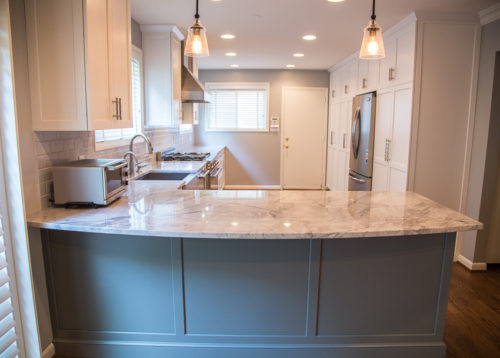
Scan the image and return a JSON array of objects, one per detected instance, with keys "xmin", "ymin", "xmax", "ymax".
[{"xmin": 349, "ymin": 174, "xmax": 366, "ymax": 183}]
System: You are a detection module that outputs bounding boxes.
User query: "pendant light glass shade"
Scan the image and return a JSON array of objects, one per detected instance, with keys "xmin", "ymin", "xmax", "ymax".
[
  {"xmin": 185, "ymin": 18, "xmax": 209, "ymax": 57},
  {"xmin": 359, "ymin": 19, "xmax": 385, "ymax": 59}
]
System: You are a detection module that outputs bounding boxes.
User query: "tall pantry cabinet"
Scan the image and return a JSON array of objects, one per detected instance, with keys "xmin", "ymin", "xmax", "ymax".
[
  {"xmin": 326, "ymin": 13, "xmax": 479, "ymax": 204},
  {"xmin": 26, "ymin": 0, "xmax": 132, "ymax": 131}
]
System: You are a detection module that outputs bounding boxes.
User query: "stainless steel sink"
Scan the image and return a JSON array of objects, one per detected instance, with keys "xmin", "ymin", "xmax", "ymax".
[{"xmin": 135, "ymin": 172, "xmax": 190, "ymax": 181}]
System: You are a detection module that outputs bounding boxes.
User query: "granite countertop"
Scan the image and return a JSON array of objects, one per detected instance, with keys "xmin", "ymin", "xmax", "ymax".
[{"xmin": 27, "ymin": 188, "xmax": 482, "ymax": 239}]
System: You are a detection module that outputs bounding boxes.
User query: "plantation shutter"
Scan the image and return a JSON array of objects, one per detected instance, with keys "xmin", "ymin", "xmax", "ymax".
[{"xmin": 0, "ymin": 215, "xmax": 19, "ymax": 358}]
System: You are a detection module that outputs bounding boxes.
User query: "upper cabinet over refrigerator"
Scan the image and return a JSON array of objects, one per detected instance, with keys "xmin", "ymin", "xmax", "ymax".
[{"xmin": 26, "ymin": 0, "xmax": 132, "ymax": 131}]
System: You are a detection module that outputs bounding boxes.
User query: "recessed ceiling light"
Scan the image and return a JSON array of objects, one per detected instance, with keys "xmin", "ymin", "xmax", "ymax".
[
  {"xmin": 225, "ymin": 52, "xmax": 237, "ymax": 56},
  {"xmin": 302, "ymin": 34, "xmax": 317, "ymax": 41},
  {"xmin": 293, "ymin": 53, "xmax": 305, "ymax": 57},
  {"xmin": 286, "ymin": 64, "xmax": 296, "ymax": 68},
  {"xmin": 327, "ymin": 0, "xmax": 345, "ymax": 3},
  {"xmin": 221, "ymin": 34, "xmax": 235, "ymax": 39},
  {"xmin": 230, "ymin": 64, "xmax": 240, "ymax": 68}
]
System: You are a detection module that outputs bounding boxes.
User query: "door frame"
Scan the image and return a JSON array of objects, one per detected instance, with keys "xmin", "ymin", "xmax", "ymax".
[{"xmin": 280, "ymin": 86, "xmax": 328, "ymax": 189}]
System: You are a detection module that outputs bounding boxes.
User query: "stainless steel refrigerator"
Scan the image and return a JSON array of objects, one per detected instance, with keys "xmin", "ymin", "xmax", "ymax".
[{"xmin": 348, "ymin": 92, "xmax": 377, "ymax": 191}]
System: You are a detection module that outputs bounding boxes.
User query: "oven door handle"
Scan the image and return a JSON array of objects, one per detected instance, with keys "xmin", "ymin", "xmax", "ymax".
[
  {"xmin": 106, "ymin": 162, "xmax": 127, "ymax": 171},
  {"xmin": 210, "ymin": 166, "xmax": 222, "ymax": 177},
  {"xmin": 198, "ymin": 170, "xmax": 210, "ymax": 178}
]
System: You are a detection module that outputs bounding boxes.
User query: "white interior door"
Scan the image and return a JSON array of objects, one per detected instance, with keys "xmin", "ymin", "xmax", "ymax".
[{"xmin": 282, "ymin": 87, "xmax": 328, "ymax": 189}]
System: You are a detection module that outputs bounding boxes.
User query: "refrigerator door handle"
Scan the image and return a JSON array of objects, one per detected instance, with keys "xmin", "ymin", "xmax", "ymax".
[
  {"xmin": 349, "ymin": 173, "xmax": 366, "ymax": 183},
  {"xmin": 351, "ymin": 107, "xmax": 361, "ymax": 158}
]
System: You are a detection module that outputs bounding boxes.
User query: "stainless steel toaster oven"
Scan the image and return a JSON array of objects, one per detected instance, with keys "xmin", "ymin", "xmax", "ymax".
[{"xmin": 52, "ymin": 159, "xmax": 127, "ymax": 206}]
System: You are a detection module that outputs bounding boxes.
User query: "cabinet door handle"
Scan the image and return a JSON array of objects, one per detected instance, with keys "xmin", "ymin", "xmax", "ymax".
[
  {"xmin": 112, "ymin": 98, "xmax": 120, "ymax": 120},
  {"xmin": 118, "ymin": 98, "xmax": 122, "ymax": 120},
  {"xmin": 331, "ymin": 89, "xmax": 335, "ymax": 98},
  {"xmin": 385, "ymin": 139, "xmax": 392, "ymax": 162},
  {"xmin": 389, "ymin": 68, "xmax": 395, "ymax": 81},
  {"xmin": 344, "ymin": 85, "xmax": 348, "ymax": 94},
  {"xmin": 362, "ymin": 78, "xmax": 367, "ymax": 88},
  {"xmin": 342, "ymin": 133, "xmax": 346, "ymax": 149},
  {"xmin": 330, "ymin": 131, "xmax": 334, "ymax": 145}
]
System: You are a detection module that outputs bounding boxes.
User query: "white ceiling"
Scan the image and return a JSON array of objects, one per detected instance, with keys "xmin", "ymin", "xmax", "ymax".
[{"xmin": 131, "ymin": 0, "xmax": 497, "ymax": 70}]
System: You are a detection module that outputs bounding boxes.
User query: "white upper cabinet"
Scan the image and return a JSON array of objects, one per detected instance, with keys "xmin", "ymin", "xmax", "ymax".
[
  {"xmin": 379, "ymin": 23, "xmax": 416, "ymax": 89},
  {"xmin": 26, "ymin": 0, "xmax": 132, "ymax": 131},
  {"xmin": 357, "ymin": 58, "xmax": 380, "ymax": 94},
  {"xmin": 141, "ymin": 25, "xmax": 184, "ymax": 128}
]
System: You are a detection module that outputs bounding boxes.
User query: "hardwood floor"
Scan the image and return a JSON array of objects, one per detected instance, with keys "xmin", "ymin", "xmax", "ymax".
[
  {"xmin": 444, "ymin": 263, "xmax": 500, "ymax": 358},
  {"xmin": 56, "ymin": 262, "xmax": 500, "ymax": 358}
]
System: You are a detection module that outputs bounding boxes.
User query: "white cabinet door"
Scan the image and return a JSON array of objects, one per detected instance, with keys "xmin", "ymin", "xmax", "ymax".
[
  {"xmin": 379, "ymin": 35, "xmax": 397, "ymax": 89},
  {"xmin": 358, "ymin": 59, "xmax": 380, "ymax": 94},
  {"xmin": 330, "ymin": 71, "xmax": 340, "ymax": 101},
  {"xmin": 27, "ymin": 0, "xmax": 131, "ymax": 131},
  {"xmin": 394, "ymin": 25, "xmax": 416, "ymax": 86},
  {"xmin": 171, "ymin": 34, "xmax": 182, "ymax": 126},
  {"xmin": 372, "ymin": 90, "xmax": 393, "ymax": 191},
  {"xmin": 108, "ymin": 0, "xmax": 132, "ymax": 129},
  {"xmin": 388, "ymin": 86, "xmax": 412, "ymax": 191},
  {"xmin": 26, "ymin": 0, "xmax": 88, "ymax": 131}
]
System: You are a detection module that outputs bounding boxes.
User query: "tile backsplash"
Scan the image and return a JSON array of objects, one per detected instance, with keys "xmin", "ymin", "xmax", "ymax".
[{"xmin": 34, "ymin": 128, "xmax": 194, "ymax": 208}]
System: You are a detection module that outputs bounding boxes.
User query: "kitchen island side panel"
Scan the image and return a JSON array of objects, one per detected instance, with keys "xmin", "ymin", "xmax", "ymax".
[{"xmin": 41, "ymin": 230, "xmax": 455, "ymax": 358}]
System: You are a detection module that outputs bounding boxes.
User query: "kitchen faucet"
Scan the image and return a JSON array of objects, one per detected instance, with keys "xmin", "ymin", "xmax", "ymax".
[{"xmin": 125, "ymin": 133, "xmax": 154, "ymax": 176}]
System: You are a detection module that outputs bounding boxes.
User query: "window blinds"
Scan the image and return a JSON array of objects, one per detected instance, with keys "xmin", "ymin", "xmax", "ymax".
[
  {"xmin": 0, "ymin": 216, "xmax": 19, "ymax": 358},
  {"xmin": 95, "ymin": 56, "xmax": 142, "ymax": 142},
  {"xmin": 206, "ymin": 84, "xmax": 269, "ymax": 131}
]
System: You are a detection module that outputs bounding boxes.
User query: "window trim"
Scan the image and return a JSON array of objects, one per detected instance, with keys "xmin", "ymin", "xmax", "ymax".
[
  {"xmin": 205, "ymin": 82, "xmax": 270, "ymax": 133},
  {"xmin": 95, "ymin": 45, "xmax": 144, "ymax": 151}
]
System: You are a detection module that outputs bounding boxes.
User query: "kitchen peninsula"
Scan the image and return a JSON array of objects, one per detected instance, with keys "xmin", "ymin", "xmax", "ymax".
[{"xmin": 28, "ymin": 189, "xmax": 481, "ymax": 358}]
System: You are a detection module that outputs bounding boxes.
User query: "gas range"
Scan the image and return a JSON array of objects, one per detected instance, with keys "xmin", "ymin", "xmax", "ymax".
[{"xmin": 158, "ymin": 149, "xmax": 210, "ymax": 161}]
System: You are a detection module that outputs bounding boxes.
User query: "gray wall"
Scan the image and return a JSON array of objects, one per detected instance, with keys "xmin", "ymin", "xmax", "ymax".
[
  {"xmin": 194, "ymin": 70, "xmax": 329, "ymax": 186},
  {"xmin": 131, "ymin": 18, "xmax": 142, "ymax": 49},
  {"xmin": 461, "ymin": 19, "xmax": 500, "ymax": 263}
]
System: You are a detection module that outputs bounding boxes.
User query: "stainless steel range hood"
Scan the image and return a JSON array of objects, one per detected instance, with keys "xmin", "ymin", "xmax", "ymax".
[
  {"xmin": 181, "ymin": 66, "xmax": 210, "ymax": 103},
  {"xmin": 181, "ymin": 41, "xmax": 210, "ymax": 103}
]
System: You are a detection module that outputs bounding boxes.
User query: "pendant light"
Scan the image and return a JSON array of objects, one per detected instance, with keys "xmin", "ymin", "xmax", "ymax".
[
  {"xmin": 185, "ymin": 0, "xmax": 209, "ymax": 57},
  {"xmin": 359, "ymin": 0, "xmax": 385, "ymax": 59}
]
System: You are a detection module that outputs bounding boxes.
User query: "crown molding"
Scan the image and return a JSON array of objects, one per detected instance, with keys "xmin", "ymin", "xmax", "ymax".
[{"xmin": 479, "ymin": 3, "xmax": 500, "ymax": 26}]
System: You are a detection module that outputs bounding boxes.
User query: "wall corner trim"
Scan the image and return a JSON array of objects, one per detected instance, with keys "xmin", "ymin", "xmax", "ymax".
[
  {"xmin": 479, "ymin": 3, "xmax": 500, "ymax": 26},
  {"xmin": 457, "ymin": 254, "xmax": 487, "ymax": 271},
  {"xmin": 42, "ymin": 343, "xmax": 55, "ymax": 358}
]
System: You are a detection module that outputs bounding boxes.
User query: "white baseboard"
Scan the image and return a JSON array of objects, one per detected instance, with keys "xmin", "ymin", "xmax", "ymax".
[
  {"xmin": 457, "ymin": 254, "xmax": 487, "ymax": 271},
  {"xmin": 224, "ymin": 185, "xmax": 281, "ymax": 190},
  {"xmin": 42, "ymin": 343, "xmax": 55, "ymax": 358}
]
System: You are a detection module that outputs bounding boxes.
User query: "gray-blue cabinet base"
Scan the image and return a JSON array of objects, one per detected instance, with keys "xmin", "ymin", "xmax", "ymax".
[{"xmin": 41, "ymin": 230, "xmax": 455, "ymax": 358}]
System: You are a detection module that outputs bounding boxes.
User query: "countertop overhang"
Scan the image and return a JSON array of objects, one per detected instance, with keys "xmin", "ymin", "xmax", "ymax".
[{"xmin": 27, "ymin": 187, "xmax": 482, "ymax": 239}]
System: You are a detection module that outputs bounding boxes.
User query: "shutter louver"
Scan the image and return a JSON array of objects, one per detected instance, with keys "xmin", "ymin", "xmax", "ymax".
[
  {"xmin": 0, "ymin": 217, "xmax": 19, "ymax": 358},
  {"xmin": 206, "ymin": 84, "xmax": 269, "ymax": 131}
]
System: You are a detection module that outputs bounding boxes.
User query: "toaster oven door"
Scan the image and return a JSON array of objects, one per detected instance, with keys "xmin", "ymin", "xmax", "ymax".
[{"xmin": 105, "ymin": 162, "xmax": 127, "ymax": 199}]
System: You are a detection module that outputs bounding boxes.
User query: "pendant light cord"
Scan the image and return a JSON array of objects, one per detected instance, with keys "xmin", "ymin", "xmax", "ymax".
[
  {"xmin": 195, "ymin": 0, "xmax": 200, "ymax": 19},
  {"xmin": 371, "ymin": 0, "xmax": 376, "ymax": 20}
]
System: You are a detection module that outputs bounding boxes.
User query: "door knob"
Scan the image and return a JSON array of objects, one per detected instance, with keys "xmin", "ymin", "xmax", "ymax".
[
  {"xmin": 285, "ymin": 137, "xmax": 289, "ymax": 141},
  {"xmin": 285, "ymin": 145, "xmax": 289, "ymax": 149}
]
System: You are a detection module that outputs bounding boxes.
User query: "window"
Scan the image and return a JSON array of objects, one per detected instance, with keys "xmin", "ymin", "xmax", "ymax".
[
  {"xmin": 95, "ymin": 45, "xmax": 143, "ymax": 145},
  {"xmin": 205, "ymin": 82, "xmax": 269, "ymax": 132}
]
